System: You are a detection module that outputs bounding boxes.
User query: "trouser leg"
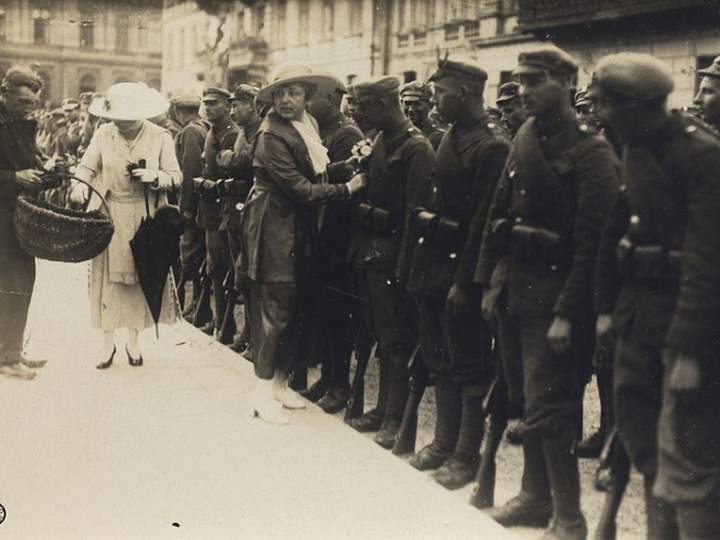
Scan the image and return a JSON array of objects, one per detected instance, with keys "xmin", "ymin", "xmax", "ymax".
[
  {"xmin": 0, "ymin": 248, "xmax": 35, "ymax": 364},
  {"xmin": 249, "ymin": 281, "xmax": 297, "ymax": 380},
  {"xmin": 644, "ymin": 475, "xmax": 680, "ymax": 540}
]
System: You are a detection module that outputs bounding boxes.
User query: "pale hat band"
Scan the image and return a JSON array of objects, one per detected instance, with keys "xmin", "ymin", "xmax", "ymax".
[{"xmin": 88, "ymin": 82, "xmax": 169, "ymax": 121}]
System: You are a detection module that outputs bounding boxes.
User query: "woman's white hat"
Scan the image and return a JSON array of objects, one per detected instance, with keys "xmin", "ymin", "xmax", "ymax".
[
  {"xmin": 258, "ymin": 62, "xmax": 338, "ymax": 103},
  {"xmin": 88, "ymin": 82, "xmax": 169, "ymax": 121}
]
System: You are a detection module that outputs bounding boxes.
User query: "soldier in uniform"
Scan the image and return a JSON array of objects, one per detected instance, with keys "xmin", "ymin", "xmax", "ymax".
[
  {"xmin": 303, "ymin": 77, "xmax": 365, "ymax": 413},
  {"xmin": 345, "ymin": 84, "xmax": 377, "ymax": 140},
  {"xmin": 400, "ymin": 80, "xmax": 445, "ymax": 150},
  {"xmin": 59, "ymin": 98, "xmax": 83, "ymax": 159},
  {"xmin": 197, "ymin": 87, "xmax": 240, "ymax": 337},
  {"xmin": 479, "ymin": 50, "xmax": 619, "ymax": 540},
  {"xmin": 574, "ymin": 87, "xmax": 600, "ymax": 131},
  {"xmin": 693, "ymin": 55, "xmax": 720, "ymax": 132},
  {"xmin": 593, "ymin": 53, "xmax": 720, "ymax": 540},
  {"xmin": 169, "ymin": 91, "xmax": 210, "ymax": 320},
  {"xmin": 345, "ymin": 77, "xmax": 434, "ymax": 447},
  {"xmin": 405, "ymin": 57, "xmax": 510, "ymax": 489},
  {"xmin": 496, "ymin": 82, "xmax": 528, "ymax": 139}
]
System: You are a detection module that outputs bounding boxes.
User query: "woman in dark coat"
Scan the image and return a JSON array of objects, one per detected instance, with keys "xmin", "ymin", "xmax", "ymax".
[{"xmin": 242, "ymin": 62, "xmax": 366, "ymax": 424}]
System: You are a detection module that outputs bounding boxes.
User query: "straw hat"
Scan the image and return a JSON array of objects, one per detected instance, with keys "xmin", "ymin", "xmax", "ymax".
[
  {"xmin": 88, "ymin": 82, "xmax": 169, "ymax": 121},
  {"xmin": 258, "ymin": 61, "xmax": 338, "ymax": 103}
]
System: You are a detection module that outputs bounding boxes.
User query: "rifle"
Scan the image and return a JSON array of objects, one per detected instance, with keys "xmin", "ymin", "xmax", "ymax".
[
  {"xmin": 176, "ymin": 273, "xmax": 188, "ymax": 310},
  {"xmin": 192, "ymin": 259, "xmax": 214, "ymax": 329},
  {"xmin": 469, "ymin": 362, "xmax": 509, "ymax": 510},
  {"xmin": 344, "ymin": 323, "xmax": 373, "ymax": 422},
  {"xmin": 593, "ymin": 428, "xmax": 631, "ymax": 540},
  {"xmin": 218, "ymin": 268, "xmax": 242, "ymax": 345},
  {"xmin": 392, "ymin": 349, "xmax": 428, "ymax": 455}
]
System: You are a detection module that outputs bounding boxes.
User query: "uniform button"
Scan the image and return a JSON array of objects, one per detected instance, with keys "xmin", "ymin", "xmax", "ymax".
[
  {"xmin": 579, "ymin": 124, "xmax": 588, "ymax": 132},
  {"xmin": 630, "ymin": 215, "xmax": 640, "ymax": 226},
  {"xmin": 686, "ymin": 125, "xmax": 697, "ymax": 133},
  {"xmin": 418, "ymin": 237, "xmax": 424, "ymax": 244},
  {"xmin": 449, "ymin": 253, "xmax": 457, "ymax": 259},
  {"xmin": 433, "ymin": 187, "xmax": 438, "ymax": 193},
  {"xmin": 541, "ymin": 135, "xmax": 547, "ymax": 141},
  {"xmin": 509, "ymin": 170, "xmax": 516, "ymax": 178},
  {"xmin": 515, "ymin": 217, "xmax": 523, "ymax": 223},
  {"xmin": 551, "ymin": 265, "xmax": 558, "ymax": 271},
  {"xmin": 235, "ymin": 203, "xmax": 244, "ymax": 211},
  {"xmin": 520, "ymin": 189, "xmax": 526, "ymax": 195},
  {"xmin": 620, "ymin": 185, "xmax": 626, "ymax": 192},
  {"xmin": 488, "ymin": 123, "xmax": 496, "ymax": 129}
]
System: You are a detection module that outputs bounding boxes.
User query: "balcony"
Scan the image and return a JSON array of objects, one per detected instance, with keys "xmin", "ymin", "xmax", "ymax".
[{"xmin": 518, "ymin": 0, "xmax": 714, "ymax": 33}]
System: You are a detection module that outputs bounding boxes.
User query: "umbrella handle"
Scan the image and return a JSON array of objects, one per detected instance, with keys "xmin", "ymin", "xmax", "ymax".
[{"xmin": 40, "ymin": 172, "xmax": 114, "ymax": 226}]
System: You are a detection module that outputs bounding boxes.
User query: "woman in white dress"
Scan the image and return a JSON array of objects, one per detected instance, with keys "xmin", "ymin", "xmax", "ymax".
[{"xmin": 70, "ymin": 82, "xmax": 182, "ymax": 368}]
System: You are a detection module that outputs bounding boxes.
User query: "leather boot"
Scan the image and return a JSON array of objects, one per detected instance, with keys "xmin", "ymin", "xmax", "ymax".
[
  {"xmin": 644, "ymin": 475, "xmax": 679, "ymax": 540},
  {"xmin": 347, "ymin": 408, "xmax": 383, "ymax": 432},
  {"xmin": 374, "ymin": 353, "xmax": 410, "ymax": 449},
  {"xmin": 676, "ymin": 500, "xmax": 720, "ymax": 540},
  {"xmin": 542, "ymin": 435, "xmax": 587, "ymax": 540},
  {"xmin": 374, "ymin": 417, "xmax": 401, "ymax": 449},
  {"xmin": 486, "ymin": 434, "xmax": 552, "ymax": 528},
  {"xmin": 300, "ymin": 375, "xmax": 329, "ymax": 403},
  {"xmin": 409, "ymin": 374, "xmax": 461, "ymax": 471},
  {"xmin": 317, "ymin": 385, "xmax": 351, "ymax": 414},
  {"xmin": 213, "ymin": 279, "xmax": 234, "ymax": 342},
  {"xmin": 182, "ymin": 278, "xmax": 201, "ymax": 321},
  {"xmin": 434, "ymin": 384, "xmax": 485, "ymax": 490}
]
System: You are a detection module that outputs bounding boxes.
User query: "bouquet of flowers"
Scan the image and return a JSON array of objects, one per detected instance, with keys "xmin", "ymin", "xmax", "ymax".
[{"xmin": 350, "ymin": 138, "xmax": 373, "ymax": 173}]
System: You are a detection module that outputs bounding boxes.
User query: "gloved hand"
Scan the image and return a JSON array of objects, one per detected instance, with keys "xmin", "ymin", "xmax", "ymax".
[
  {"xmin": 346, "ymin": 172, "xmax": 368, "ymax": 194},
  {"xmin": 216, "ymin": 150, "xmax": 233, "ymax": 168},
  {"xmin": 130, "ymin": 168, "xmax": 159, "ymax": 185}
]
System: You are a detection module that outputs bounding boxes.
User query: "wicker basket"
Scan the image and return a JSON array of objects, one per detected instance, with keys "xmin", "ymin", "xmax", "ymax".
[{"xmin": 13, "ymin": 175, "xmax": 114, "ymax": 263}]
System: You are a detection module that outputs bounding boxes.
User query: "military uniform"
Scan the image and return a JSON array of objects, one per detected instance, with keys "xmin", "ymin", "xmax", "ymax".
[
  {"xmin": 479, "ymin": 50, "xmax": 619, "ymax": 539},
  {"xmin": 400, "ymin": 80, "xmax": 445, "ymax": 150},
  {"xmin": 347, "ymin": 77, "xmax": 435, "ymax": 446},
  {"xmin": 594, "ymin": 53, "xmax": 720, "ymax": 539},
  {"xmin": 197, "ymin": 88, "xmax": 240, "ymax": 335},
  {"xmin": 406, "ymin": 58, "xmax": 511, "ymax": 488}
]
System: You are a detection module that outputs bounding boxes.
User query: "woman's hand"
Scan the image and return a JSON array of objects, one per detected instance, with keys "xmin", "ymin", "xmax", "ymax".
[
  {"xmin": 69, "ymin": 182, "xmax": 89, "ymax": 205},
  {"xmin": 130, "ymin": 168, "xmax": 159, "ymax": 186},
  {"xmin": 346, "ymin": 172, "xmax": 368, "ymax": 194}
]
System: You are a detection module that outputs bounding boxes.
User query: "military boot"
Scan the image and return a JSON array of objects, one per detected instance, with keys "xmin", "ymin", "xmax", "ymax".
[
  {"xmin": 541, "ymin": 435, "xmax": 587, "ymax": 540},
  {"xmin": 434, "ymin": 384, "xmax": 485, "ymax": 489},
  {"xmin": 347, "ymin": 357, "xmax": 388, "ymax": 433},
  {"xmin": 374, "ymin": 353, "xmax": 409, "ymax": 449},
  {"xmin": 644, "ymin": 476, "xmax": 679, "ymax": 540},
  {"xmin": 182, "ymin": 277, "xmax": 201, "ymax": 321},
  {"xmin": 410, "ymin": 375, "xmax": 461, "ymax": 470},
  {"xmin": 486, "ymin": 434, "xmax": 552, "ymax": 528}
]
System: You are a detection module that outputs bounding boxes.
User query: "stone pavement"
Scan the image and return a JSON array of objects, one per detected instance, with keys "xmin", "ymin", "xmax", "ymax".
[{"xmin": 0, "ymin": 261, "xmax": 521, "ymax": 540}]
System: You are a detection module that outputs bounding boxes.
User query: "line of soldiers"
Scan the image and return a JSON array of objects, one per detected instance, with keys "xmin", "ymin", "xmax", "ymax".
[{"xmin": 35, "ymin": 46, "xmax": 717, "ymax": 540}]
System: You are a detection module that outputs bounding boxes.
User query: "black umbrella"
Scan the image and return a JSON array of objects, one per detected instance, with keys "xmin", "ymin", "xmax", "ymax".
[{"xmin": 129, "ymin": 183, "xmax": 183, "ymax": 337}]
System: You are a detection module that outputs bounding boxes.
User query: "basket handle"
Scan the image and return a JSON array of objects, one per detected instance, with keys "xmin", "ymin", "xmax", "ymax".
[{"xmin": 41, "ymin": 172, "xmax": 114, "ymax": 225}]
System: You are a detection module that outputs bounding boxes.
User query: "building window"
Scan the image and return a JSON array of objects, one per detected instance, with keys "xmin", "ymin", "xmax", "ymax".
[
  {"xmin": 348, "ymin": 0, "xmax": 362, "ymax": 35},
  {"xmin": 444, "ymin": 23, "xmax": 459, "ymax": 41},
  {"xmin": 38, "ymin": 70, "xmax": 51, "ymax": 104},
  {"xmin": 499, "ymin": 70, "xmax": 514, "ymax": 86},
  {"xmin": 255, "ymin": 4, "xmax": 265, "ymax": 37},
  {"xmin": 444, "ymin": 0, "xmax": 460, "ymax": 21},
  {"xmin": 236, "ymin": 9, "xmax": 245, "ymax": 40},
  {"xmin": 464, "ymin": 20, "xmax": 479, "ymax": 38},
  {"xmin": 322, "ymin": 0, "xmax": 334, "ymax": 39},
  {"xmin": 79, "ymin": 73, "xmax": 96, "ymax": 93},
  {"xmin": 413, "ymin": 30, "xmax": 426, "ymax": 46},
  {"xmin": 116, "ymin": 14, "xmax": 129, "ymax": 52},
  {"xmin": 276, "ymin": 0, "xmax": 286, "ymax": 48},
  {"xmin": 0, "ymin": 7, "xmax": 5, "ymax": 43},
  {"xmin": 80, "ymin": 16, "xmax": 94, "ymax": 49},
  {"xmin": 34, "ymin": 17, "xmax": 48, "ymax": 44},
  {"xmin": 397, "ymin": 34, "xmax": 408, "ymax": 48},
  {"xmin": 411, "ymin": 0, "xmax": 429, "ymax": 28},
  {"xmin": 403, "ymin": 70, "xmax": 416, "ymax": 83},
  {"xmin": 299, "ymin": 0, "xmax": 309, "ymax": 45}
]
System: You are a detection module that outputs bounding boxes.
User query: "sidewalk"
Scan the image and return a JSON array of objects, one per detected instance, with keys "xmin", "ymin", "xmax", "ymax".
[{"xmin": 0, "ymin": 260, "xmax": 520, "ymax": 540}]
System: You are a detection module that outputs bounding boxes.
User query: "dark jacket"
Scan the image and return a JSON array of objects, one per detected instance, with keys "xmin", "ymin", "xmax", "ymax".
[
  {"xmin": 175, "ymin": 117, "xmax": 210, "ymax": 216},
  {"xmin": 196, "ymin": 115, "xmax": 239, "ymax": 230},
  {"xmin": 241, "ymin": 111, "xmax": 350, "ymax": 284},
  {"xmin": 407, "ymin": 115, "xmax": 510, "ymax": 296},
  {"xmin": 221, "ymin": 115, "xmax": 262, "ymax": 231},
  {"xmin": 349, "ymin": 118, "xmax": 435, "ymax": 274},
  {"xmin": 476, "ymin": 114, "xmax": 619, "ymax": 320},
  {"xmin": 596, "ymin": 112, "xmax": 720, "ymax": 359},
  {"xmin": 418, "ymin": 116, "xmax": 445, "ymax": 151}
]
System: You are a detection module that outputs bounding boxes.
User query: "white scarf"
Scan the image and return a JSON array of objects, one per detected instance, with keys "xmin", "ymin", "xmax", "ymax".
[{"xmin": 291, "ymin": 112, "xmax": 330, "ymax": 176}]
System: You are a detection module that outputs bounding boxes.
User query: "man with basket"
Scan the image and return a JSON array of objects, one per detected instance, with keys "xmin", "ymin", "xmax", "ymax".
[{"xmin": 0, "ymin": 68, "xmax": 46, "ymax": 380}]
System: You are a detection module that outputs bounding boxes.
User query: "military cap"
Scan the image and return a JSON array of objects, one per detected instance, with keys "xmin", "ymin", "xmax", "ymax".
[
  {"xmin": 231, "ymin": 84, "xmax": 260, "ymax": 102},
  {"xmin": 698, "ymin": 56, "xmax": 720, "ymax": 79},
  {"xmin": 353, "ymin": 76, "xmax": 400, "ymax": 99},
  {"xmin": 515, "ymin": 49, "xmax": 578, "ymax": 77},
  {"xmin": 496, "ymin": 82, "xmax": 520, "ymax": 106},
  {"xmin": 574, "ymin": 86, "xmax": 591, "ymax": 108},
  {"xmin": 51, "ymin": 108, "xmax": 65, "ymax": 117},
  {"xmin": 429, "ymin": 56, "xmax": 488, "ymax": 84},
  {"xmin": 61, "ymin": 98, "xmax": 80, "ymax": 111},
  {"xmin": 400, "ymin": 81, "xmax": 432, "ymax": 102},
  {"xmin": 169, "ymin": 91, "xmax": 201, "ymax": 108},
  {"xmin": 592, "ymin": 53, "xmax": 673, "ymax": 101},
  {"xmin": 201, "ymin": 87, "xmax": 231, "ymax": 102}
]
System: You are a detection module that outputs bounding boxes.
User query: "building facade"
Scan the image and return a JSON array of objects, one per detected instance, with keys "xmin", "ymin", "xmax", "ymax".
[
  {"xmin": 0, "ymin": 0, "xmax": 163, "ymax": 107},
  {"xmin": 161, "ymin": 0, "xmax": 720, "ymax": 108}
]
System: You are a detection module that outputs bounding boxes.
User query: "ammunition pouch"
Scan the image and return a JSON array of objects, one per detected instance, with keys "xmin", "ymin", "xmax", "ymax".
[
  {"xmin": 509, "ymin": 224, "xmax": 565, "ymax": 264},
  {"xmin": 192, "ymin": 177, "xmax": 219, "ymax": 198},
  {"xmin": 617, "ymin": 237, "xmax": 683, "ymax": 283},
  {"xmin": 355, "ymin": 203, "xmax": 401, "ymax": 236},
  {"xmin": 414, "ymin": 210, "xmax": 462, "ymax": 251},
  {"xmin": 217, "ymin": 178, "xmax": 250, "ymax": 199}
]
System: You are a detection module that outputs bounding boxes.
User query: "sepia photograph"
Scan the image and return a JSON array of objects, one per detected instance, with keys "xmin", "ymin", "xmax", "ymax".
[{"xmin": 1, "ymin": 0, "xmax": 720, "ymax": 538}]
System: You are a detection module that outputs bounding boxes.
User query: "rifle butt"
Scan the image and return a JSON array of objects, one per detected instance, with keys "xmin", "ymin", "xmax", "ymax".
[
  {"xmin": 593, "ymin": 485, "xmax": 626, "ymax": 540},
  {"xmin": 392, "ymin": 380, "xmax": 425, "ymax": 455},
  {"xmin": 344, "ymin": 344, "xmax": 371, "ymax": 422},
  {"xmin": 218, "ymin": 292, "xmax": 238, "ymax": 345},
  {"xmin": 192, "ymin": 285, "xmax": 213, "ymax": 328},
  {"xmin": 469, "ymin": 416, "xmax": 507, "ymax": 510},
  {"xmin": 177, "ymin": 275, "xmax": 187, "ymax": 309}
]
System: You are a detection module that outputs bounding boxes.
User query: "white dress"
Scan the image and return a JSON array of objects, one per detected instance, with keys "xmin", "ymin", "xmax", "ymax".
[{"xmin": 74, "ymin": 121, "xmax": 183, "ymax": 332}]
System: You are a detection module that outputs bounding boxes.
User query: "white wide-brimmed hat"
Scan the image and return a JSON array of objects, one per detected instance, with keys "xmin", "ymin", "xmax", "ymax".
[
  {"xmin": 88, "ymin": 82, "xmax": 169, "ymax": 121},
  {"xmin": 258, "ymin": 62, "xmax": 339, "ymax": 103}
]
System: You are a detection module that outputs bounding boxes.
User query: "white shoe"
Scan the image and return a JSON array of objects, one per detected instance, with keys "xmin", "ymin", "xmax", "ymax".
[
  {"xmin": 272, "ymin": 373, "xmax": 306, "ymax": 409},
  {"xmin": 247, "ymin": 384, "xmax": 289, "ymax": 425}
]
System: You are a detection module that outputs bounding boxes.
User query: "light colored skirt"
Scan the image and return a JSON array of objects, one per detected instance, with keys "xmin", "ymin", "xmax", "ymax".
[{"xmin": 89, "ymin": 194, "xmax": 179, "ymax": 332}]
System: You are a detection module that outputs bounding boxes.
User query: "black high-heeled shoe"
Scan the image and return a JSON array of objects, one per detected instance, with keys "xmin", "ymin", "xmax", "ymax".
[
  {"xmin": 96, "ymin": 346, "xmax": 117, "ymax": 370},
  {"xmin": 126, "ymin": 346, "xmax": 143, "ymax": 367}
]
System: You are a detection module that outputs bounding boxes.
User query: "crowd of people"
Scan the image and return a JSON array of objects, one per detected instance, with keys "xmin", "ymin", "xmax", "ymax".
[{"xmin": 1, "ymin": 44, "xmax": 720, "ymax": 540}]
